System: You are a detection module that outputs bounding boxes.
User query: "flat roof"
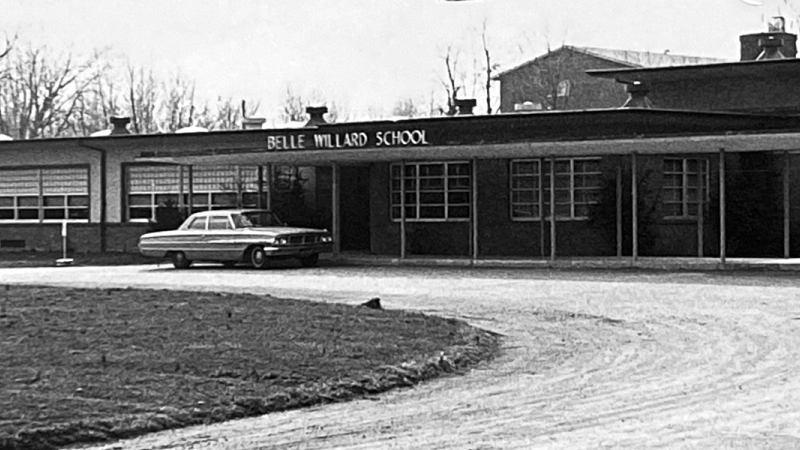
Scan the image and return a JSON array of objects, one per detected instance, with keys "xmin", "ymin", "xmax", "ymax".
[{"xmin": 587, "ymin": 57, "xmax": 800, "ymax": 84}]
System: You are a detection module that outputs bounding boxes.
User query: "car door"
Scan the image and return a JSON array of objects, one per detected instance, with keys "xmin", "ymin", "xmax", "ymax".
[
  {"xmin": 203, "ymin": 214, "xmax": 238, "ymax": 260},
  {"xmin": 181, "ymin": 215, "xmax": 208, "ymax": 260}
]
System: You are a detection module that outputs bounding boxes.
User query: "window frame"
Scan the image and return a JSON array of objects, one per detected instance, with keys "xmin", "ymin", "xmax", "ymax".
[
  {"xmin": 509, "ymin": 157, "xmax": 601, "ymax": 221},
  {"xmin": 124, "ymin": 164, "xmax": 267, "ymax": 222},
  {"xmin": 662, "ymin": 157, "xmax": 709, "ymax": 220},
  {"xmin": 0, "ymin": 165, "xmax": 91, "ymax": 223},
  {"xmin": 390, "ymin": 161, "xmax": 471, "ymax": 222}
]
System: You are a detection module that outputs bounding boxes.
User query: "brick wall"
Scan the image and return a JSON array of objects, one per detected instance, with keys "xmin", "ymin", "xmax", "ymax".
[
  {"xmin": 498, "ymin": 49, "xmax": 631, "ymax": 113},
  {"xmin": 0, "ymin": 223, "xmax": 148, "ymax": 253}
]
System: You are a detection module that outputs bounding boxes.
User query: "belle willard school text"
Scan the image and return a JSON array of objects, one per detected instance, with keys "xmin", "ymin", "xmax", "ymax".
[{"xmin": 266, "ymin": 129, "xmax": 430, "ymax": 151}]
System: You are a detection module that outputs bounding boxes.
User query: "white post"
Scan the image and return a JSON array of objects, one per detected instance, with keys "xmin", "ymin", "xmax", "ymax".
[
  {"xmin": 616, "ymin": 163, "xmax": 623, "ymax": 257},
  {"xmin": 632, "ymin": 152, "xmax": 638, "ymax": 262},
  {"xmin": 550, "ymin": 156, "xmax": 556, "ymax": 261},
  {"xmin": 400, "ymin": 161, "xmax": 407, "ymax": 259},
  {"xmin": 332, "ymin": 162, "xmax": 341, "ymax": 255},
  {"xmin": 784, "ymin": 151, "xmax": 790, "ymax": 259},
  {"xmin": 472, "ymin": 157, "xmax": 479, "ymax": 260},
  {"xmin": 720, "ymin": 148, "xmax": 726, "ymax": 266}
]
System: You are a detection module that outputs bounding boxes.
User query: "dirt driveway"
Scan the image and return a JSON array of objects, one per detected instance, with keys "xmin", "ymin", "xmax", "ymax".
[{"xmin": 3, "ymin": 265, "xmax": 800, "ymax": 449}]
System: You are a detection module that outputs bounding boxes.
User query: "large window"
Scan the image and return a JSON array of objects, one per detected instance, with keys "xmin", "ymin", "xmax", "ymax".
[
  {"xmin": 0, "ymin": 167, "xmax": 89, "ymax": 221},
  {"xmin": 126, "ymin": 165, "xmax": 265, "ymax": 221},
  {"xmin": 663, "ymin": 158, "xmax": 708, "ymax": 219},
  {"xmin": 390, "ymin": 161, "xmax": 471, "ymax": 221},
  {"xmin": 510, "ymin": 158, "xmax": 601, "ymax": 220}
]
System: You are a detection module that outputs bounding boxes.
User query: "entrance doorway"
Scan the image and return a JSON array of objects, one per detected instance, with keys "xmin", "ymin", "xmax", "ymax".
[{"xmin": 339, "ymin": 165, "xmax": 371, "ymax": 252}]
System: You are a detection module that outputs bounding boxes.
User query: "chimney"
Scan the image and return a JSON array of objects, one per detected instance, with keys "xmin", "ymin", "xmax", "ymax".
[
  {"xmin": 109, "ymin": 116, "xmax": 131, "ymax": 135},
  {"xmin": 454, "ymin": 98, "xmax": 477, "ymax": 115},
  {"xmin": 739, "ymin": 17, "xmax": 797, "ymax": 61},
  {"xmin": 305, "ymin": 106, "xmax": 328, "ymax": 127},
  {"xmin": 621, "ymin": 81, "xmax": 653, "ymax": 109},
  {"xmin": 241, "ymin": 117, "xmax": 266, "ymax": 130}
]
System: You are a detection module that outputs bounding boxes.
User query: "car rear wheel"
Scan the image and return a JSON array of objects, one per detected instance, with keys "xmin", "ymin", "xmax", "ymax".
[
  {"xmin": 299, "ymin": 253, "xmax": 319, "ymax": 267},
  {"xmin": 249, "ymin": 247, "xmax": 269, "ymax": 270},
  {"xmin": 171, "ymin": 251, "xmax": 192, "ymax": 269}
]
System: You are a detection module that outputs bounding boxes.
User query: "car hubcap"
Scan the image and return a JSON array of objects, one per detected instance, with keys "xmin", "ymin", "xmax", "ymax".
[{"xmin": 253, "ymin": 250, "xmax": 264, "ymax": 265}]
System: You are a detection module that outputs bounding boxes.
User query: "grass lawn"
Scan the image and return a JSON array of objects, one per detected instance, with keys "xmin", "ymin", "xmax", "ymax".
[{"xmin": 0, "ymin": 286, "xmax": 501, "ymax": 450}]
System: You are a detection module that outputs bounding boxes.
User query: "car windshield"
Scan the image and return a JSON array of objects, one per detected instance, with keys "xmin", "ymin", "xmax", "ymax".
[{"xmin": 232, "ymin": 211, "xmax": 283, "ymax": 228}]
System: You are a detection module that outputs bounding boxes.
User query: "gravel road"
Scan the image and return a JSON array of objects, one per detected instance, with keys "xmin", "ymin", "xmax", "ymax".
[{"xmin": 3, "ymin": 264, "xmax": 800, "ymax": 449}]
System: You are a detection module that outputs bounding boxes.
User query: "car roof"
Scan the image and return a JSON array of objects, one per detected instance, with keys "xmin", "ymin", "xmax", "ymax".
[{"xmin": 189, "ymin": 209, "xmax": 273, "ymax": 217}]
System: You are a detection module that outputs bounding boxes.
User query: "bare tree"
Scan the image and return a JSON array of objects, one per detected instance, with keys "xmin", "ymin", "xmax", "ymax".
[
  {"xmin": 480, "ymin": 20, "xmax": 501, "ymax": 114},
  {"xmin": 391, "ymin": 97, "xmax": 423, "ymax": 118},
  {"xmin": 0, "ymin": 44, "xmax": 102, "ymax": 138},
  {"xmin": 439, "ymin": 45, "xmax": 463, "ymax": 116}
]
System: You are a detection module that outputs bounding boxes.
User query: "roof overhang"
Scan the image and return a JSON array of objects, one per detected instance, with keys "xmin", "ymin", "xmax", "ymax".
[
  {"xmin": 137, "ymin": 131, "xmax": 800, "ymax": 166},
  {"xmin": 587, "ymin": 57, "xmax": 800, "ymax": 84}
]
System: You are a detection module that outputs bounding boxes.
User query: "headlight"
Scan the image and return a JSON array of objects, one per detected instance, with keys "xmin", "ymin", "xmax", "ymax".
[
  {"xmin": 275, "ymin": 237, "xmax": 288, "ymax": 245},
  {"xmin": 321, "ymin": 236, "xmax": 332, "ymax": 243}
]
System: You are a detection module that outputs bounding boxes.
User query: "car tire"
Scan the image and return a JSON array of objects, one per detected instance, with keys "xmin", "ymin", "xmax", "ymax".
[
  {"xmin": 249, "ymin": 247, "xmax": 269, "ymax": 270},
  {"xmin": 171, "ymin": 252, "xmax": 192, "ymax": 269},
  {"xmin": 299, "ymin": 253, "xmax": 319, "ymax": 267}
]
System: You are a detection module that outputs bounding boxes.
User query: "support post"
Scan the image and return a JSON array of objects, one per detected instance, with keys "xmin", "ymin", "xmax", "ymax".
[
  {"xmin": 332, "ymin": 162, "xmax": 341, "ymax": 256},
  {"xmin": 187, "ymin": 165, "xmax": 194, "ymax": 215},
  {"xmin": 616, "ymin": 162, "xmax": 623, "ymax": 257},
  {"xmin": 539, "ymin": 158, "xmax": 545, "ymax": 258},
  {"xmin": 471, "ymin": 157, "xmax": 479, "ymax": 260},
  {"xmin": 719, "ymin": 148, "xmax": 726, "ymax": 266},
  {"xmin": 178, "ymin": 165, "xmax": 185, "ymax": 211},
  {"xmin": 265, "ymin": 164, "xmax": 273, "ymax": 210},
  {"xmin": 632, "ymin": 152, "xmax": 638, "ymax": 262},
  {"xmin": 785, "ymin": 151, "xmax": 791, "ymax": 258},
  {"xmin": 256, "ymin": 165, "xmax": 264, "ymax": 209},
  {"xmin": 550, "ymin": 155, "xmax": 556, "ymax": 261},
  {"xmin": 400, "ymin": 161, "xmax": 407, "ymax": 259},
  {"xmin": 697, "ymin": 160, "xmax": 704, "ymax": 257}
]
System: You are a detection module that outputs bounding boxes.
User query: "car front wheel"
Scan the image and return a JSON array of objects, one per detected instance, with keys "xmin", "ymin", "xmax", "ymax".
[
  {"xmin": 299, "ymin": 253, "xmax": 319, "ymax": 267},
  {"xmin": 171, "ymin": 251, "xmax": 192, "ymax": 269},
  {"xmin": 249, "ymin": 247, "xmax": 269, "ymax": 269}
]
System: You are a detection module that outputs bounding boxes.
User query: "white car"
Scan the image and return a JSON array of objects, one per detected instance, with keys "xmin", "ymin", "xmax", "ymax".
[{"xmin": 138, "ymin": 209, "xmax": 334, "ymax": 269}]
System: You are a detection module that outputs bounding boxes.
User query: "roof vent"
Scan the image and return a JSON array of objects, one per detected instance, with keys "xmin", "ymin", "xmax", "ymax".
[
  {"xmin": 305, "ymin": 106, "xmax": 328, "ymax": 127},
  {"xmin": 454, "ymin": 98, "xmax": 477, "ymax": 115},
  {"xmin": 739, "ymin": 18, "xmax": 797, "ymax": 61},
  {"xmin": 620, "ymin": 81, "xmax": 653, "ymax": 109},
  {"xmin": 109, "ymin": 116, "xmax": 131, "ymax": 135},
  {"xmin": 241, "ymin": 117, "xmax": 266, "ymax": 130}
]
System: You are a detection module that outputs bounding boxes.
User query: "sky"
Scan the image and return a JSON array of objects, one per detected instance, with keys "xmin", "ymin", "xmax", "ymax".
[{"xmin": 0, "ymin": 0, "xmax": 796, "ymax": 120}]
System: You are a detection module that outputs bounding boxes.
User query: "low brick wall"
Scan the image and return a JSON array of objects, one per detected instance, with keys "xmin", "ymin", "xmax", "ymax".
[{"xmin": 0, "ymin": 223, "xmax": 149, "ymax": 253}]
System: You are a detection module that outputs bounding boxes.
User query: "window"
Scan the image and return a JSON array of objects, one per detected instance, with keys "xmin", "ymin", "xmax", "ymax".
[
  {"xmin": 126, "ymin": 165, "xmax": 267, "ymax": 221},
  {"xmin": 187, "ymin": 217, "xmax": 207, "ymax": 230},
  {"xmin": 510, "ymin": 158, "xmax": 601, "ymax": 220},
  {"xmin": 663, "ymin": 158, "xmax": 708, "ymax": 219},
  {"xmin": 0, "ymin": 167, "xmax": 89, "ymax": 221},
  {"xmin": 390, "ymin": 162, "xmax": 471, "ymax": 221},
  {"xmin": 208, "ymin": 215, "xmax": 233, "ymax": 230}
]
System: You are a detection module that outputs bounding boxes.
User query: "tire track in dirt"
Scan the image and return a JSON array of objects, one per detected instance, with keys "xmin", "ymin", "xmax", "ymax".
[{"xmin": 3, "ymin": 266, "xmax": 800, "ymax": 449}]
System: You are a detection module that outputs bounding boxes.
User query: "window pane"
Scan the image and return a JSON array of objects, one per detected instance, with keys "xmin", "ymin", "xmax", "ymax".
[
  {"xmin": 128, "ymin": 194, "xmax": 151, "ymax": 206},
  {"xmin": 188, "ymin": 218, "xmax": 206, "ymax": 230},
  {"xmin": 420, "ymin": 178, "xmax": 444, "ymax": 190},
  {"xmin": 43, "ymin": 196, "xmax": 65, "ymax": 207},
  {"xmin": 0, "ymin": 210, "xmax": 14, "ymax": 220},
  {"xmin": 0, "ymin": 197, "xmax": 12, "ymax": 207},
  {"xmin": 68, "ymin": 208, "xmax": 89, "ymax": 220},
  {"xmin": 18, "ymin": 196, "xmax": 38, "ymax": 207},
  {"xmin": 448, "ymin": 177, "xmax": 470, "ymax": 189},
  {"xmin": 447, "ymin": 163, "xmax": 469, "ymax": 176},
  {"xmin": 208, "ymin": 216, "xmax": 231, "ymax": 230},
  {"xmin": 419, "ymin": 206, "xmax": 445, "ymax": 218},
  {"xmin": 448, "ymin": 205, "xmax": 470, "ymax": 218},
  {"xmin": 663, "ymin": 204, "xmax": 682, "ymax": 217},
  {"xmin": 68, "ymin": 196, "xmax": 89, "ymax": 207},
  {"xmin": 18, "ymin": 209, "xmax": 39, "ymax": 220},
  {"xmin": 420, "ymin": 164, "xmax": 444, "ymax": 176},
  {"xmin": 419, "ymin": 192, "xmax": 444, "ymax": 204},
  {"xmin": 44, "ymin": 209, "xmax": 66, "ymax": 219},
  {"xmin": 155, "ymin": 194, "xmax": 179, "ymax": 206},
  {"xmin": 448, "ymin": 192, "xmax": 470, "ymax": 204},
  {"xmin": 129, "ymin": 208, "xmax": 152, "ymax": 220}
]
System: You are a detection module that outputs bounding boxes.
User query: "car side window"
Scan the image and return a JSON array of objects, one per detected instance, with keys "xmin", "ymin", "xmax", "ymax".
[
  {"xmin": 208, "ymin": 215, "xmax": 232, "ymax": 230},
  {"xmin": 187, "ymin": 217, "xmax": 207, "ymax": 230}
]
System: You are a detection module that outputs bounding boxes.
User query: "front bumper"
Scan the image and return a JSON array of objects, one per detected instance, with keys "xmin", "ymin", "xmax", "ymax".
[{"xmin": 262, "ymin": 243, "xmax": 334, "ymax": 257}]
